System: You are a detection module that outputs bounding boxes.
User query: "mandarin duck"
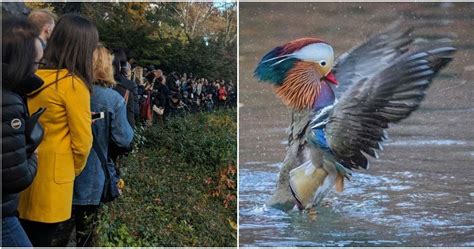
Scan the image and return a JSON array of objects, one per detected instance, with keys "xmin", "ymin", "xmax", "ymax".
[{"xmin": 254, "ymin": 23, "xmax": 455, "ymax": 210}]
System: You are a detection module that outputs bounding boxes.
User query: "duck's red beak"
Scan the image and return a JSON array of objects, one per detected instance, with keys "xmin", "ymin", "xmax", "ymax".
[{"xmin": 324, "ymin": 71, "xmax": 338, "ymax": 85}]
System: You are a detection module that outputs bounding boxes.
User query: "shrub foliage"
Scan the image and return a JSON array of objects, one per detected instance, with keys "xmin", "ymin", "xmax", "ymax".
[{"xmin": 94, "ymin": 109, "xmax": 237, "ymax": 246}]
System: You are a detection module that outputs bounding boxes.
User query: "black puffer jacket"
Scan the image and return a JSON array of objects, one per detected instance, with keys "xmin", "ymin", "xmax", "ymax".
[{"xmin": 2, "ymin": 88, "xmax": 38, "ymax": 217}]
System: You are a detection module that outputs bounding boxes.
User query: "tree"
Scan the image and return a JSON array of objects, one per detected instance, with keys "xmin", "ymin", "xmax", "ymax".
[{"xmin": 24, "ymin": 2, "xmax": 237, "ymax": 81}]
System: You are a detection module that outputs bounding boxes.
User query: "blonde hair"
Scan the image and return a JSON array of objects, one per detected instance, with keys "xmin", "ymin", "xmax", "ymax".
[
  {"xmin": 133, "ymin": 66, "xmax": 144, "ymax": 85},
  {"xmin": 28, "ymin": 9, "xmax": 57, "ymax": 32},
  {"xmin": 93, "ymin": 44, "xmax": 116, "ymax": 87}
]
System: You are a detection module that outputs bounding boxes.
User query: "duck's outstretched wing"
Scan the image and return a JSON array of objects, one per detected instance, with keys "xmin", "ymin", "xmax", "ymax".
[
  {"xmin": 318, "ymin": 43, "xmax": 455, "ymax": 170},
  {"xmin": 296, "ymin": 23, "xmax": 414, "ymax": 149},
  {"xmin": 332, "ymin": 21, "xmax": 414, "ymax": 99}
]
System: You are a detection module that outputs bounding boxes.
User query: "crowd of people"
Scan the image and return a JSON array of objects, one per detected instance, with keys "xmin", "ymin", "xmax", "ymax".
[
  {"xmin": 1, "ymin": 8, "xmax": 235, "ymax": 247},
  {"xmin": 115, "ymin": 56, "xmax": 237, "ymax": 127}
]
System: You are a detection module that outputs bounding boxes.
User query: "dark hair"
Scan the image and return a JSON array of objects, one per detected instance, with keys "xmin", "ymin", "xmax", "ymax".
[
  {"xmin": 156, "ymin": 76, "xmax": 164, "ymax": 84},
  {"xmin": 2, "ymin": 17, "xmax": 39, "ymax": 90},
  {"xmin": 112, "ymin": 48, "xmax": 127, "ymax": 78},
  {"xmin": 126, "ymin": 49, "xmax": 136, "ymax": 61},
  {"xmin": 145, "ymin": 72, "xmax": 155, "ymax": 84},
  {"xmin": 42, "ymin": 14, "xmax": 98, "ymax": 91}
]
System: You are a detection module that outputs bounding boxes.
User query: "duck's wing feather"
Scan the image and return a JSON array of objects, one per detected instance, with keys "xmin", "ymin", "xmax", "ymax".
[
  {"xmin": 322, "ymin": 43, "xmax": 455, "ymax": 170},
  {"xmin": 332, "ymin": 21, "xmax": 414, "ymax": 99},
  {"xmin": 298, "ymin": 23, "xmax": 415, "ymax": 161}
]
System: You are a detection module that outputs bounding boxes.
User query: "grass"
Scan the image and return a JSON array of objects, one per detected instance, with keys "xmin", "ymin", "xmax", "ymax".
[{"xmin": 93, "ymin": 109, "xmax": 237, "ymax": 246}]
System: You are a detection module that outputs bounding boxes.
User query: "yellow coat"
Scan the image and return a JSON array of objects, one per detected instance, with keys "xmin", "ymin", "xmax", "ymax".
[{"xmin": 18, "ymin": 69, "xmax": 93, "ymax": 223}]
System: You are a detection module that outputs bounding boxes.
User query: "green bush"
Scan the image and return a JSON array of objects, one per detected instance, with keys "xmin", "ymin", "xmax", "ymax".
[
  {"xmin": 94, "ymin": 109, "xmax": 237, "ymax": 246},
  {"xmin": 143, "ymin": 109, "xmax": 237, "ymax": 173}
]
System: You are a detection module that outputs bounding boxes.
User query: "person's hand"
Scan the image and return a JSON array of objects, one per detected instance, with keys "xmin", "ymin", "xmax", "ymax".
[{"xmin": 91, "ymin": 112, "xmax": 96, "ymax": 124}]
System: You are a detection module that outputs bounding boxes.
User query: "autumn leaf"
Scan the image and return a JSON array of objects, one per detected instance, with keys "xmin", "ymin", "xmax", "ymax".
[
  {"xmin": 204, "ymin": 177, "xmax": 213, "ymax": 185},
  {"xmin": 225, "ymin": 179, "xmax": 235, "ymax": 189},
  {"xmin": 227, "ymin": 219, "xmax": 237, "ymax": 230},
  {"xmin": 227, "ymin": 165, "xmax": 236, "ymax": 175},
  {"xmin": 223, "ymin": 194, "xmax": 236, "ymax": 208},
  {"xmin": 118, "ymin": 179, "xmax": 126, "ymax": 190}
]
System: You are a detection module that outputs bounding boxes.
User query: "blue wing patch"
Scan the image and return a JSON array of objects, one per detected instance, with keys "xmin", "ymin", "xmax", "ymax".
[
  {"xmin": 307, "ymin": 127, "xmax": 353, "ymax": 179},
  {"xmin": 307, "ymin": 127, "xmax": 330, "ymax": 151}
]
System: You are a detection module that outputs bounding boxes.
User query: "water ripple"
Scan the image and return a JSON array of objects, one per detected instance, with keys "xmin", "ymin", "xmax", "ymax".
[{"xmin": 386, "ymin": 139, "xmax": 469, "ymax": 146}]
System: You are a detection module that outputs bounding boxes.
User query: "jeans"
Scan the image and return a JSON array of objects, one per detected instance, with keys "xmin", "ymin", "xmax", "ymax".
[{"xmin": 1, "ymin": 216, "xmax": 32, "ymax": 247}]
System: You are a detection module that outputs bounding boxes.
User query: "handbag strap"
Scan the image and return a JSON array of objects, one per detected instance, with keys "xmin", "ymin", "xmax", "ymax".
[
  {"xmin": 115, "ymin": 84, "xmax": 130, "ymax": 104},
  {"xmin": 92, "ymin": 131, "xmax": 108, "ymax": 168},
  {"xmin": 91, "ymin": 109, "xmax": 111, "ymax": 178},
  {"xmin": 83, "ymin": 110, "xmax": 111, "ymax": 246},
  {"xmin": 123, "ymin": 89, "xmax": 130, "ymax": 104}
]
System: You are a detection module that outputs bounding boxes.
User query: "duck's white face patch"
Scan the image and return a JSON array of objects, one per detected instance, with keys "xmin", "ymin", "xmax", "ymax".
[{"xmin": 293, "ymin": 43, "xmax": 334, "ymax": 67}]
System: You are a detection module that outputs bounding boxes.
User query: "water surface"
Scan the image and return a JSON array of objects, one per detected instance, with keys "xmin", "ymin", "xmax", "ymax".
[{"xmin": 239, "ymin": 2, "xmax": 474, "ymax": 247}]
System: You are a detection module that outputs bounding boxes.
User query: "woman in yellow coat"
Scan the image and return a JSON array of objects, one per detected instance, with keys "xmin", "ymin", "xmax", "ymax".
[{"xmin": 18, "ymin": 14, "xmax": 99, "ymax": 246}]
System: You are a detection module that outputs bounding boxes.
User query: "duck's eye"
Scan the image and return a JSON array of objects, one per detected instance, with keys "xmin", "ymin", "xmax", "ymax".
[{"xmin": 320, "ymin": 60, "xmax": 327, "ymax": 67}]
